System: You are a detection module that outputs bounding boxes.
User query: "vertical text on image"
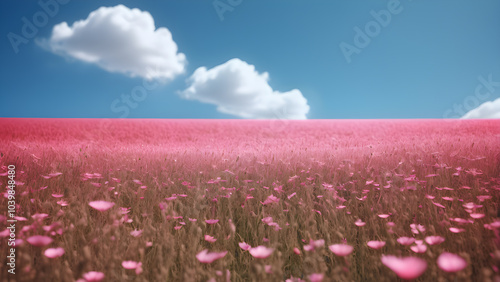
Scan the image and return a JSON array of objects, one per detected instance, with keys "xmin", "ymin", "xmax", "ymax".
[{"xmin": 6, "ymin": 165, "xmax": 17, "ymax": 275}]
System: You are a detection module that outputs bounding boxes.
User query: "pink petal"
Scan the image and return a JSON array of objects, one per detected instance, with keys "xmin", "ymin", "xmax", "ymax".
[
  {"xmin": 424, "ymin": 236, "xmax": 445, "ymax": 245},
  {"xmin": 44, "ymin": 247, "xmax": 65, "ymax": 258},
  {"xmin": 122, "ymin": 260, "xmax": 139, "ymax": 269},
  {"xmin": 32, "ymin": 213, "xmax": 49, "ymax": 221},
  {"xmin": 196, "ymin": 249, "xmax": 227, "ymax": 263},
  {"xmin": 354, "ymin": 219, "xmax": 366, "ymax": 227},
  {"xmin": 88, "ymin": 200, "xmax": 115, "ymax": 212},
  {"xmin": 329, "ymin": 244, "xmax": 353, "ymax": 256},
  {"xmin": 432, "ymin": 202, "xmax": 446, "ymax": 208},
  {"xmin": 449, "ymin": 227, "xmax": 465, "ymax": 233},
  {"xmin": 470, "ymin": 213, "xmax": 485, "ymax": 219},
  {"xmin": 27, "ymin": 235, "xmax": 53, "ymax": 247},
  {"xmin": 130, "ymin": 229, "xmax": 143, "ymax": 237},
  {"xmin": 410, "ymin": 244, "xmax": 427, "ymax": 253},
  {"xmin": 205, "ymin": 235, "xmax": 217, "ymax": 243},
  {"xmin": 308, "ymin": 273, "xmax": 324, "ymax": 282},
  {"xmin": 249, "ymin": 246, "xmax": 274, "ymax": 259},
  {"xmin": 381, "ymin": 255, "xmax": 427, "ymax": 280},
  {"xmin": 205, "ymin": 219, "xmax": 219, "ymax": 225},
  {"xmin": 367, "ymin": 240, "xmax": 386, "ymax": 249},
  {"xmin": 239, "ymin": 242, "xmax": 251, "ymax": 251},
  {"xmin": 437, "ymin": 252, "xmax": 467, "ymax": 273},
  {"xmin": 397, "ymin": 237, "xmax": 415, "ymax": 246},
  {"xmin": 82, "ymin": 271, "xmax": 105, "ymax": 282}
]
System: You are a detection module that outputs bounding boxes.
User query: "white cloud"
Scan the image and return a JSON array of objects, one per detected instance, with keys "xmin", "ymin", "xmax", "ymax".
[
  {"xmin": 45, "ymin": 5, "xmax": 186, "ymax": 80},
  {"xmin": 461, "ymin": 97, "xmax": 500, "ymax": 119},
  {"xmin": 181, "ymin": 58, "xmax": 310, "ymax": 119}
]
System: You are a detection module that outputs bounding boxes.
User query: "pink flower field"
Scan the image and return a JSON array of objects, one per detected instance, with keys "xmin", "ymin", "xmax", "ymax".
[{"xmin": 0, "ymin": 118, "xmax": 499, "ymax": 281}]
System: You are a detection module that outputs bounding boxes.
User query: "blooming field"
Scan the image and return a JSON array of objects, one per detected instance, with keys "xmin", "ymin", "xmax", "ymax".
[{"xmin": 0, "ymin": 118, "xmax": 499, "ymax": 281}]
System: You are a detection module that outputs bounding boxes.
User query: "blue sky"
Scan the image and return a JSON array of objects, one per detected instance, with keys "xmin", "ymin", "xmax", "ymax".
[{"xmin": 1, "ymin": 0, "xmax": 500, "ymax": 119}]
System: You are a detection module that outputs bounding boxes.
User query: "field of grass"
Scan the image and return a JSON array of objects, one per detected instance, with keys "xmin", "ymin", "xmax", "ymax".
[{"xmin": 0, "ymin": 118, "xmax": 499, "ymax": 281}]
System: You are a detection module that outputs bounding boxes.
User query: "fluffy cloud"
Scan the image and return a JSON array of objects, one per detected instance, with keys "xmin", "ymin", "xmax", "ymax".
[
  {"xmin": 461, "ymin": 97, "xmax": 500, "ymax": 119},
  {"xmin": 45, "ymin": 5, "xmax": 186, "ymax": 80},
  {"xmin": 181, "ymin": 58, "xmax": 310, "ymax": 119}
]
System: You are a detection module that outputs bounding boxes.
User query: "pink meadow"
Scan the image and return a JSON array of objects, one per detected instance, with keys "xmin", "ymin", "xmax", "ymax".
[{"xmin": 0, "ymin": 118, "xmax": 499, "ymax": 281}]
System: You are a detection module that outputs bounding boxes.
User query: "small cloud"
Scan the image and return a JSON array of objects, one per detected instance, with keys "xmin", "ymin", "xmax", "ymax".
[
  {"xmin": 461, "ymin": 97, "xmax": 500, "ymax": 119},
  {"xmin": 181, "ymin": 58, "xmax": 310, "ymax": 119},
  {"xmin": 43, "ymin": 5, "xmax": 186, "ymax": 80}
]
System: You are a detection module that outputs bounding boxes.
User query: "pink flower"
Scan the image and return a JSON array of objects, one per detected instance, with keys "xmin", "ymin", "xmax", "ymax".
[
  {"xmin": 397, "ymin": 237, "xmax": 415, "ymax": 246},
  {"xmin": 27, "ymin": 235, "xmax": 53, "ymax": 247},
  {"xmin": 12, "ymin": 239, "xmax": 24, "ymax": 247},
  {"xmin": 367, "ymin": 240, "xmax": 386, "ymax": 250},
  {"xmin": 83, "ymin": 271, "xmax": 105, "ymax": 282},
  {"xmin": 205, "ymin": 235, "xmax": 217, "ymax": 243},
  {"xmin": 205, "ymin": 219, "xmax": 219, "ymax": 225},
  {"xmin": 354, "ymin": 219, "xmax": 366, "ymax": 227},
  {"xmin": 0, "ymin": 229, "xmax": 9, "ymax": 238},
  {"xmin": 437, "ymin": 252, "xmax": 467, "ymax": 273},
  {"xmin": 293, "ymin": 247, "xmax": 301, "ymax": 255},
  {"xmin": 312, "ymin": 239, "xmax": 325, "ymax": 248},
  {"xmin": 135, "ymin": 263, "xmax": 143, "ymax": 275},
  {"xmin": 196, "ymin": 249, "xmax": 227, "ymax": 263},
  {"xmin": 32, "ymin": 213, "xmax": 49, "ymax": 221},
  {"xmin": 378, "ymin": 214, "xmax": 390, "ymax": 219},
  {"xmin": 49, "ymin": 172, "xmax": 62, "ymax": 177},
  {"xmin": 451, "ymin": 218, "xmax": 472, "ymax": 224},
  {"xmin": 88, "ymin": 201, "xmax": 115, "ymax": 212},
  {"xmin": 304, "ymin": 244, "xmax": 314, "ymax": 252},
  {"xmin": 57, "ymin": 200, "xmax": 68, "ymax": 206},
  {"xmin": 463, "ymin": 202, "xmax": 482, "ymax": 209},
  {"xmin": 122, "ymin": 261, "xmax": 140, "ymax": 269},
  {"xmin": 265, "ymin": 265, "xmax": 273, "ymax": 274},
  {"xmin": 477, "ymin": 195, "xmax": 492, "ymax": 202},
  {"xmin": 44, "ymin": 247, "xmax": 65, "ymax": 258},
  {"xmin": 424, "ymin": 236, "xmax": 445, "ymax": 245},
  {"xmin": 410, "ymin": 244, "xmax": 427, "ymax": 254},
  {"xmin": 249, "ymin": 246, "xmax": 274, "ymax": 259},
  {"xmin": 261, "ymin": 195, "xmax": 280, "ymax": 205},
  {"xmin": 329, "ymin": 244, "xmax": 353, "ymax": 256},
  {"xmin": 130, "ymin": 229, "xmax": 143, "ymax": 237},
  {"xmin": 410, "ymin": 224, "xmax": 426, "ymax": 234},
  {"xmin": 262, "ymin": 217, "xmax": 274, "ymax": 224},
  {"xmin": 432, "ymin": 202, "xmax": 446, "ymax": 209},
  {"xmin": 381, "ymin": 255, "xmax": 427, "ymax": 280},
  {"xmin": 470, "ymin": 213, "xmax": 485, "ymax": 219},
  {"xmin": 449, "ymin": 227, "xmax": 465, "ymax": 233},
  {"xmin": 308, "ymin": 273, "xmax": 324, "ymax": 282},
  {"xmin": 239, "ymin": 242, "xmax": 251, "ymax": 251}
]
